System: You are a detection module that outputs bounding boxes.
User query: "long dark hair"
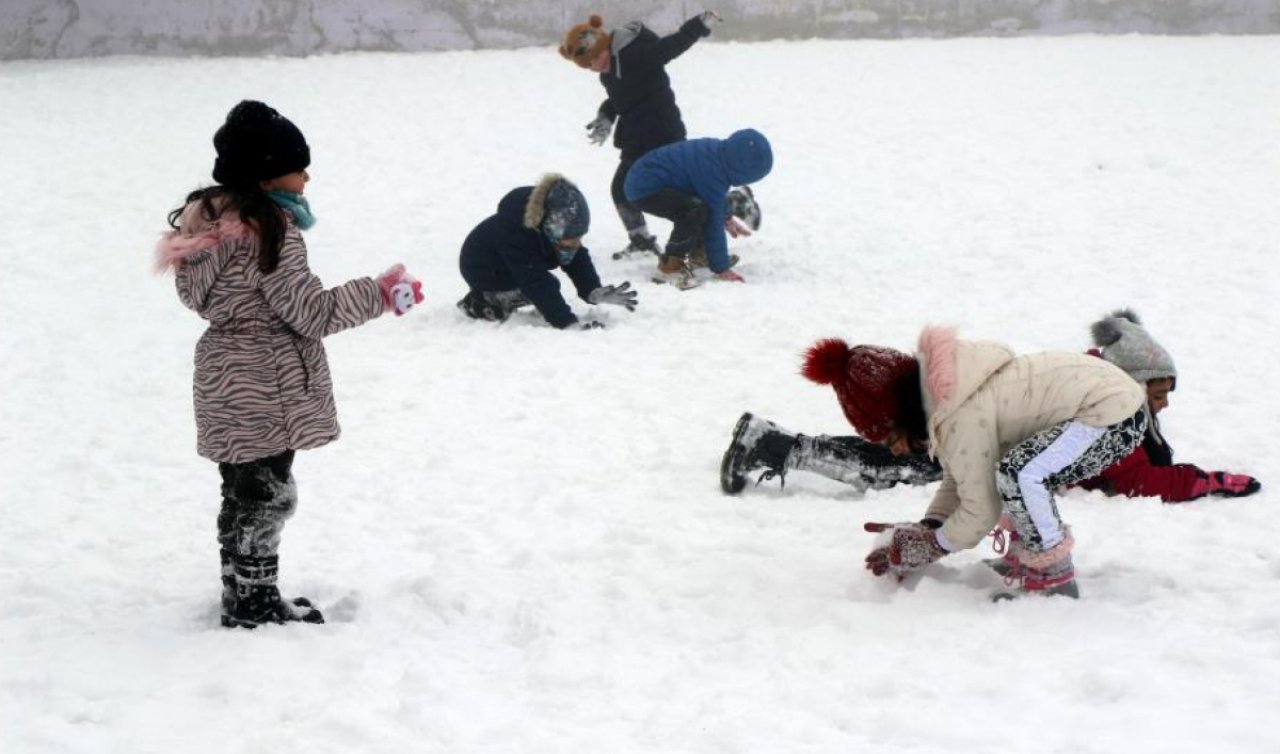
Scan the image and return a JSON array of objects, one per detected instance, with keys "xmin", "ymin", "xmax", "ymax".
[{"xmin": 167, "ymin": 185, "xmax": 286, "ymax": 274}]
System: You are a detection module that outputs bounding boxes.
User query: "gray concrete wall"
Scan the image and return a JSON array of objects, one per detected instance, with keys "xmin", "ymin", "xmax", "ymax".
[{"xmin": 4, "ymin": 1, "xmax": 1278, "ymax": 61}]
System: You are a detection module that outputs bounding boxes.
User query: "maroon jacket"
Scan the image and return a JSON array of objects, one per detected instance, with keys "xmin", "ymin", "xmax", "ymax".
[{"xmin": 1076, "ymin": 433, "xmax": 1206, "ymax": 503}]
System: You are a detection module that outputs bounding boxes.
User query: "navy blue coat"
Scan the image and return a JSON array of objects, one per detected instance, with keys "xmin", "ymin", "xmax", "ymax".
[
  {"xmin": 459, "ymin": 187, "xmax": 602, "ymax": 329},
  {"xmin": 597, "ymin": 17, "xmax": 709, "ymax": 160},
  {"xmin": 624, "ymin": 129, "xmax": 774, "ymax": 273}
]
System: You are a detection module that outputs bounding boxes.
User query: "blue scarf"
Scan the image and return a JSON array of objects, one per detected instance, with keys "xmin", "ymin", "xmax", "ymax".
[{"xmin": 266, "ymin": 190, "xmax": 316, "ymax": 230}]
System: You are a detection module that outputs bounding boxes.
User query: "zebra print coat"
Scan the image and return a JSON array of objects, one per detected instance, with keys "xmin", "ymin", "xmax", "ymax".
[{"xmin": 156, "ymin": 201, "xmax": 384, "ymax": 464}]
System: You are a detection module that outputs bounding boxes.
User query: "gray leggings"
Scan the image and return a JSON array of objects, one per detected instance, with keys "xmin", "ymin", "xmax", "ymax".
[{"xmin": 216, "ymin": 449, "xmax": 298, "ymax": 558}]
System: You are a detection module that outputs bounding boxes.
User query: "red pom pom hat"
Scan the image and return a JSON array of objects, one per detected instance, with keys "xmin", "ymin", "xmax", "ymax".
[{"xmin": 801, "ymin": 338, "xmax": 921, "ymax": 443}]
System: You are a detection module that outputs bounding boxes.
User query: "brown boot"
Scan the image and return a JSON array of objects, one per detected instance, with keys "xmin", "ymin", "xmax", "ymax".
[
  {"xmin": 652, "ymin": 256, "xmax": 701, "ymax": 290},
  {"xmin": 689, "ymin": 246, "xmax": 740, "ymax": 271}
]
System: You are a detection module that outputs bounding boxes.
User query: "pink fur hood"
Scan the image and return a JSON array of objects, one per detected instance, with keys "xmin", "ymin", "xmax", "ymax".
[
  {"xmin": 916, "ymin": 325, "xmax": 1015, "ymax": 426},
  {"xmin": 153, "ymin": 202, "xmax": 250, "ymax": 274}
]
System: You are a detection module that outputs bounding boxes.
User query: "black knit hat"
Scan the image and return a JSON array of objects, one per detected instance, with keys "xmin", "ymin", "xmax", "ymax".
[{"xmin": 211, "ymin": 100, "xmax": 310, "ymax": 188}]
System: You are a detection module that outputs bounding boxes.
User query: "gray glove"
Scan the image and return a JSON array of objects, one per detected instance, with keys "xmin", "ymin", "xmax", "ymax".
[
  {"xmin": 588, "ymin": 282, "xmax": 638, "ymax": 311},
  {"xmin": 699, "ymin": 10, "xmax": 722, "ymax": 32},
  {"xmin": 585, "ymin": 114, "xmax": 613, "ymax": 146}
]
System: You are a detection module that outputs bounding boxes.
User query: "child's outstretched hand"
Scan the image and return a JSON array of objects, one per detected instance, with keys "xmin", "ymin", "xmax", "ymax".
[
  {"xmin": 377, "ymin": 264, "xmax": 425, "ymax": 316},
  {"xmin": 725, "ymin": 216, "xmax": 752, "ymax": 239}
]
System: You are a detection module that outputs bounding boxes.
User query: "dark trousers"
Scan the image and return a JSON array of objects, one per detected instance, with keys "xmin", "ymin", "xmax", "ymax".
[
  {"xmin": 612, "ymin": 158, "xmax": 646, "ymax": 233},
  {"xmin": 217, "ymin": 450, "xmax": 298, "ymax": 559},
  {"xmin": 630, "ymin": 189, "xmax": 708, "ymax": 259}
]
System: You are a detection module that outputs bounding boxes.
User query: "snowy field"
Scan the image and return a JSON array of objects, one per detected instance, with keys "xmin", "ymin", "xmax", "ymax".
[{"xmin": 2, "ymin": 33, "xmax": 1279, "ymax": 754}]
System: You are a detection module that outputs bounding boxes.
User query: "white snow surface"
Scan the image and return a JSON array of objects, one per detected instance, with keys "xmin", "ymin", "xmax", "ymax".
[{"xmin": 2, "ymin": 36, "xmax": 1279, "ymax": 754}]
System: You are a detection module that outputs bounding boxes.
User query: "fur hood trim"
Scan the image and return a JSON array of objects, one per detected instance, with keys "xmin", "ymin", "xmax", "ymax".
[
  {"xmin": 523, "ymin": 173, "xmax": 572, "ymax": 230},
  {"xmin": 153, "ymin": 216, "xmax": 250, "ymax": 274},
  {"xmin": 918, "ymin": 325, "xmax": 958, "ymax": 405}
]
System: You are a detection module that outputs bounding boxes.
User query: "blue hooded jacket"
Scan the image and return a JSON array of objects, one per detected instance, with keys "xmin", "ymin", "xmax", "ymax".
[
  {"xmin": 623, "ymin": 128, "xmax": 773, "ymax": 273},
  {"xmin": 459, "ymin": 176, "xmax": 601, "ymax": 329}
]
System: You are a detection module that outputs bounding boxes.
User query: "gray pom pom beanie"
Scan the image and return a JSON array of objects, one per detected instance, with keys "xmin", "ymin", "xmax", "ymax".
[{"xmin": 1090, "ymin": 309, "xmax": 1177, "ymax": 387}]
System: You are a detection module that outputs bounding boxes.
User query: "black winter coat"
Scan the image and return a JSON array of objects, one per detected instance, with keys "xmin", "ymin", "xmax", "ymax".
[
  {"xmin": 597, "ymin": 16, "xmax": 709, "ymax": 160},
  {"xmin": 459, "ymin": 186, "xmax": 602, "ymax": 329}
]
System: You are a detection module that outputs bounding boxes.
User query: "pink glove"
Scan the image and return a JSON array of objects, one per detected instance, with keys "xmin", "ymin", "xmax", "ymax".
[
  {"xmin": 715, "ymin": 269, "xmax": 745, "ymax": 283},
  {"xmin": 864, "ymin": 521, "xmax": 948, "ymax": 578},
  {"xmin": 377, "ymin": 264, "xmax": 424, "ymax": 316},
  {"xmin": 725, "ymin": 216, "xmax": 753, "ymax": 239},
  {"xmin": 1192, "ymin": 471, "xmax": 1261, "ymax": 498}
]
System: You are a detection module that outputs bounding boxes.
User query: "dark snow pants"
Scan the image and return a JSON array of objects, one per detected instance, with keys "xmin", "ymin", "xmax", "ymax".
[
  {"xmin": 216, "ymin": 449, "xmax": 298, "ymax": 559},
  {"xmin": 629, "ymin": 189, "xmax": 708, "ymax": 260},
  {"xmin": 611, "ymin": 157, "xmax": 647, "ymax": 234}
]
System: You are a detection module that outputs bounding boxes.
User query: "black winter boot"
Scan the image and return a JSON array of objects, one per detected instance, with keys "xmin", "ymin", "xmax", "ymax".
[
  {"xmin": 221, "ymin": 549, "xmax": 313, "ymax": 627},
  {"xmin": 225, "ymin": 554, "xmax": 323, "ymax": 629},
  {"xmin": 720, "ymin": 413, "xmax": 800, "ymax": 494}
]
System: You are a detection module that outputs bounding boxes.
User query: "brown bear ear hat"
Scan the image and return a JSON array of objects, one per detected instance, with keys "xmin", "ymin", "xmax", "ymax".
[{"xmin": 559, "ymin": 14, "xmax": 611, "ymax": 68}]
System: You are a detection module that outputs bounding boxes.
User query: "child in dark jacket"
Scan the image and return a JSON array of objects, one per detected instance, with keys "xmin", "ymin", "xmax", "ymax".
[
  {"xmin": 1077, "ymin": 310, "xmax": 1260, "ymax": 502},
  {"xmin": 457, "ymin": 174, "xmax": 637, "ymax": 329},
  {"xmin": 560, "ymin": 11, "xmax": 717, "ymax": 259},
  {"xmin": 624, "ymin": 129, "xmax": 773, "ymax": 289},
  {"xmin": 155, "ymin": 100, "xmax": 423, "ymax": 629}
]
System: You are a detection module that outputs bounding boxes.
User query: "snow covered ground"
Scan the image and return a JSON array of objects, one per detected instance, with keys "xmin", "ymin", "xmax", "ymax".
[{"xmin": 1, "ymin": 34, "xmax": 1278, "ymax": 754}]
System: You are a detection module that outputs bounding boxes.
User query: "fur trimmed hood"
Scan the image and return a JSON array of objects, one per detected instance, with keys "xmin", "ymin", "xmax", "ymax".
[
  {"xmin": 522, "ymin": 173, "xmax": 590, "ymax": 241},
  {"xmin": 916, "ymin": 325, "xmax": 1014, "ymax": 428},
  {"xmin": 153, "ymin": 199, "xmax": 250, "ymax": 274},
  {"xmin": 523, "ymin": 173, "xmax": 568, "ymax": 230}
]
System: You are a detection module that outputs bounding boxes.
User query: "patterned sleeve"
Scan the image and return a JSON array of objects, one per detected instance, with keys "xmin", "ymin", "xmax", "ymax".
[{"xmin": 260, "ymin": 231, "xmax": 384, "ymax": 339}]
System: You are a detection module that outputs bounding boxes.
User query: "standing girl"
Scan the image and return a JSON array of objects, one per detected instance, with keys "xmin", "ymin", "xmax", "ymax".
[{"xmin": 155, "ymin": 100, "xmax": 423, "ymax": 628}]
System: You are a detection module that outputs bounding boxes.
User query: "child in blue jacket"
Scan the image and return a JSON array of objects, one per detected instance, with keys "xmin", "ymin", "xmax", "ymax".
[{"xmin": 624, "ymin": 128, "xmax": 772, "ymax": 289}]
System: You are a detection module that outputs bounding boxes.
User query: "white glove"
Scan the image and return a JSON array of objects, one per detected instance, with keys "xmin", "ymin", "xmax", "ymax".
[{"xmin": 588, "ymin": 282, "xmax": 638, "ymax": 311}]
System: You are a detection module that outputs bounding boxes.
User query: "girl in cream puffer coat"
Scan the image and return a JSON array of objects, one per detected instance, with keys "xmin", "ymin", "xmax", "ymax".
[{"xmin": 803, "ymin": 326, "xmax": 1146, "ymax": 599}]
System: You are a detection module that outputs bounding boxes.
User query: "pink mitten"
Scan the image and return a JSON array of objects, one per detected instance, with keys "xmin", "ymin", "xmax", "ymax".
[
  {"xmin": 1194, "ymin": 471, "xmax": 1261, "ymax": 498},
  {"xmin": 864, "ymin": 521, "xmax": 948, "ymax": 578},
  {"xmin": 377, "ymin": 264, "xmax": 424, "ymax": 316}
]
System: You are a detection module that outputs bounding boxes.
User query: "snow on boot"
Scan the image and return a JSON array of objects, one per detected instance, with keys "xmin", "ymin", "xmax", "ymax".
[
  {"xmin": 726, "ymin": 186, "xmax": 762, "ymax": 231},
  {"xmin": 225, "ymin": 554, "xmax": 323, "ymax": 629},
  {"xmin": 612, "ymin": 232, "xmax": 661, "ymax": 260},
  {"xmin": 652, "ymin": 255, "xmax": 702, "ymax": 290},
  {"xmin": 221, "ymin": 549, "xmax": 312, "ymax": 626},
  {"xmin": 720, "ymin": 413, "xmax": 800, "ymax": 494},
  {"xmin": 992, "ymin": 554, "xmax": 1079, "ymax": 601},
  {"xmin": 788, "ymin": 435, "xmax": 942, "ymax": 492}
]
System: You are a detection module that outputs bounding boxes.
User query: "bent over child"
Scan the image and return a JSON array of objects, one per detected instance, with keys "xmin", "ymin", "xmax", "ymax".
[{"xmin": 803, "ymin": 327, "xmax": 1146, "ymax": 599}]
